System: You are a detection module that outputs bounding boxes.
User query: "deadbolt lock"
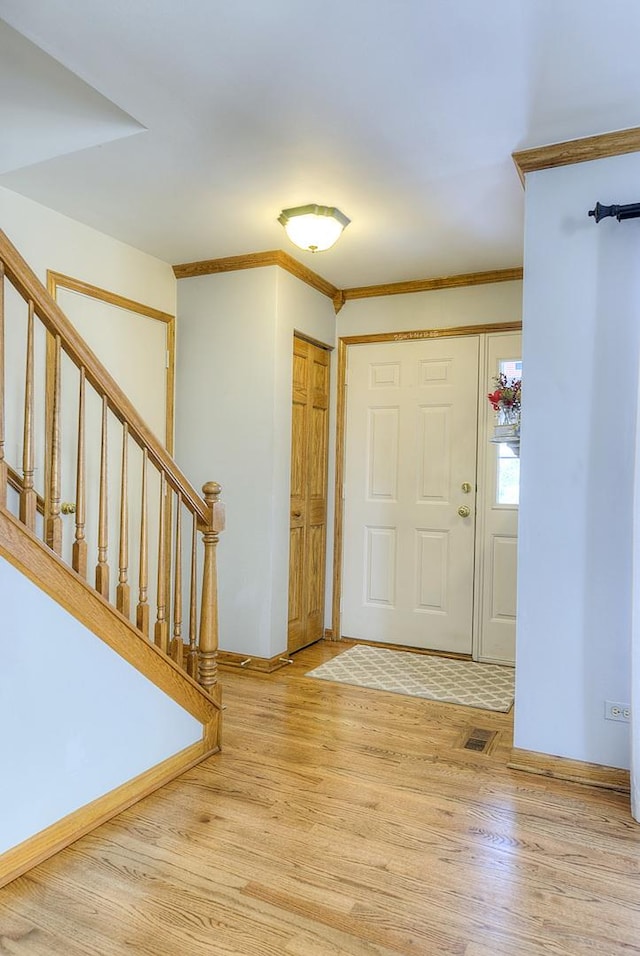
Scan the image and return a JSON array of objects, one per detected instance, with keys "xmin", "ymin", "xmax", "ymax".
[
  {"xmin": 457, "ymin": 505, "xmax": 471, "ymax": 518},
  {"xmin": 461, "ymin": 482, "xmax": 473, "ymax": 494}
]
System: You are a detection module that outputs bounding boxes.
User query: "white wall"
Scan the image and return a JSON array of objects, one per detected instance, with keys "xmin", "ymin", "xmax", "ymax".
[
  {"xmin": 176, "ymin": 268, "xmax": 279, "ymax": 659},
  {"xmin": 516, "ymin": 152, "xmax": 640, "ymax": 769},
  {"xmin": 175, "ymin": 268, "xmax": 335, "ymax": 659},
  {"xmin": 633, "ymin": 378, "xmax": 640, "ymax": 817},
  {"xmin": 0, "ymin": 185, "xmax": 177, "ymax": 628},
  {"xmin": 0, "ymin": 184, "xmax": 175, "ymax": 467},
  {"xmin": 0, "ymin": 189, "xmax": 196, "ymax": 855},
  {"xmin": 0, "ymin": 554, "xmax": 202, "ymax": 855},
  {"xmin": 630, "ymin": 374, "xmax": 640, "ymax": 822},
  {"xmin": 0, "ymin": 186, "xmax": 175, "ymax": 313},
  {"xmin": 337, "ymin": 280, "xmax": 523, "ymax": 336}
]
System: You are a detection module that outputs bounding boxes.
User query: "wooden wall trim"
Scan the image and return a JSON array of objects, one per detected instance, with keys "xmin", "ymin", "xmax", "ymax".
[
  {"xmin": 276, "ymin": 250, "xmax": 340, "ymax": 302},
  {"xmin": 217, "ymin": 650, "xmax": 293, "ymax": 673},
  {"xmin": 173, "ymin": 254, "xmax": 522, "ymax": 314},
  {"xmin": 173, "ymin": 249, "xmax": 281, "ymax": 279},
  {"xmin": 0, "ymin": 506, "xmax": 220, "ymax": 725},
  {"xmin": 341, "ymin": 267, "xmax": 523, "ymax": 302},
  {"xmin": 0, "ymin": 739, "xmax": 217, "ymax": 890},
  {"xmin": 512, "ymin": 127, "xmax": 640, "ymax": 184},
  {"xmin": 0, "ymin": 233, "xmax": 205, "ymax": 520},
  {"xmin": 47, "ymin": 271, "xmax": 176, "ymax": 454},
  {"xmin": 341, "ymin": 321, "xmax": 522, "ymax": 347},
  {"xmin": 331, "ymin": 322, "xmax": 522, "ymax": 642},
  {"xmin": 172, "ymin": 249, "xmax": 340, "ymax": 306},
  {"xmin": 508, "ymin": 747, "xmax": 630, "ymax": 793},
  {"xmin": 47, "ymin": 272, "xmax": 175, "ymax": 324},
  {"xmin": 331, "ymin": 339, "xmax": 347, "ymax": 642}
]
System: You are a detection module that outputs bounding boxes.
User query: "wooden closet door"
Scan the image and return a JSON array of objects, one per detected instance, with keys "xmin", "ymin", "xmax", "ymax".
[{"xmin": 288, "ymin": 336, "xmax": 330, "ymax": 653}]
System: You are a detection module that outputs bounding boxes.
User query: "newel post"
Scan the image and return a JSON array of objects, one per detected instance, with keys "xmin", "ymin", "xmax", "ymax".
[{"xmin": 198, "ymin": 482, "xmax": 225, "ymax": 706}]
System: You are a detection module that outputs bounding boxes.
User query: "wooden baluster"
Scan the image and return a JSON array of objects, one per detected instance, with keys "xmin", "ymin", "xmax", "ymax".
[
  {"xmin": 45, "ymin": 334, "xmax": 63, "ymax": 554},
  {"xmin": 72, "ymin": 368, "xmax": 87, "ymax": 578},
  {"xmin": 20, "ymin": 300, "xmax": 37, "ymax": 530},
  {"xmin": 116, "ymin": 423, "xmax": 130, "ymax": 618},
  {"xmin": 170, "ymin": 495, "xmax": 183, "ymax": 667},
  {"xmin": 164, "ymin": 492, "xmax": 173, "ymax": 647},
  {"xmin": 187, "ymin": 513, "xmax": 198, "ymax": 679},
  {"xmin": 198, "ymin": 482, "xmax": 225, "ymax": 709},
  {"xmin": 154, "ymin": 473, "xmax": 169, "ymax": 653},
  {"xmin": 0, "ymin": 261, "xmax": 5, "ymax": 509},
  {"xmin": 95, "ymin": 395, "xmax": 109, "ymax": 598},
  {"xmin": 136, "ymin": 449, "xmax": 149, "ymax": 636}
]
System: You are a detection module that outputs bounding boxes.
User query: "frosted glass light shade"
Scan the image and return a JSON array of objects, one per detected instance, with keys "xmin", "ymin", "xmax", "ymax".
[{"xmin": 278, "ymin": 204, "xmax": 350, "ymax": 253}]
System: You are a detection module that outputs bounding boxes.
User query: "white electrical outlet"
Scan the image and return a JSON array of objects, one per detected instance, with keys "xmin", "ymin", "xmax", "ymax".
[{"xmin": 604, "ymin": 701, "xmax": 631, "ymax": 722}]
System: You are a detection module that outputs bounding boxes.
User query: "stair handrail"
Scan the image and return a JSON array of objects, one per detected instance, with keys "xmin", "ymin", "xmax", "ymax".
[{"xmin": 0, "ymin": 228, "xmax": 223, "ymax": 706}]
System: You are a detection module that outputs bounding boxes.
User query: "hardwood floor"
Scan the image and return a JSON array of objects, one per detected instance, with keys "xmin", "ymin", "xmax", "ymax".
[{"xmin": 1, "ymin": 640, "xmax": 639, "ymax": 955}]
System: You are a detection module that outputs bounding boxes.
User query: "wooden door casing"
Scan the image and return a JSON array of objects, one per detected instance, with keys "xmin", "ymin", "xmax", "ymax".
[{"xmin": 288, "ymin": 336, "xmax": 330, "ymax": 653}]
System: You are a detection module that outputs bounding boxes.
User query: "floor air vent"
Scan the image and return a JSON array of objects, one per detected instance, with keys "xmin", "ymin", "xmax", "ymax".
[{"xmin": 460, "ymin": 727, "xmax": 497, "ymax": 754}]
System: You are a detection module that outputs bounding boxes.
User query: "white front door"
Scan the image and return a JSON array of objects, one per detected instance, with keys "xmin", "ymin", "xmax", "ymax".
[{"xmin": 342, "ymin": 336, "xmax": 480, "ymax": 654}]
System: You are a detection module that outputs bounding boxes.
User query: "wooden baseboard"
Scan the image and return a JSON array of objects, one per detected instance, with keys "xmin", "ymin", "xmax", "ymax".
[
  {"xmin": 324, "ymin": 628, "xmax": 344, "ymax": 642},
  {"xmin": 508, "ymin": 747, "xmax": 630, "ymax": 793},
  {"xmin": 217, "ymin": 650, "xmax": 293, "ymax": 673},
  {"xmin": 0, "ymin": 738, "xmax": 219, "ymax": 890}
]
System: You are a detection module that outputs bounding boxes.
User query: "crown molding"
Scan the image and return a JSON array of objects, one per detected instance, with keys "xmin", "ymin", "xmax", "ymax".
[
  {"xmin": 342, "ymin": 267, "xmax": 522, "ymax": 302},
  {"xmin": 173, "ymin": 249, "xmax": 341, "ymax": 309},
  {"xmin": 173, "ymin": 250, "xmax": 281, "ymax": 279},
  {"xmin": 275, "ymin": 250, "xmax": 341, "ymax": 302},
  {"xmin": 512, "ymin": 126, "xmax": 640, "ymax": 185},
  {"xmin": 173, "ymin": 254, "xmax": 522, "ymax": 314}
]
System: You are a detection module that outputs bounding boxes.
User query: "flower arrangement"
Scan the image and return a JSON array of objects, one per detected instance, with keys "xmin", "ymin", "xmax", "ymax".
[
  {"xmin": 487, "ymin": 372, "xmax": 522, "ymax": 417},
  {"xmin": 488, "ymin": 373, "xmax": 521, "ymax": 443},
  {"xmin": 487, "ymin": 372, "xmax": 521, "ymax": 454}
]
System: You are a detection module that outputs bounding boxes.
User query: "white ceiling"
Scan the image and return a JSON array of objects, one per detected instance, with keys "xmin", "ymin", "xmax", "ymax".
[{"xmin": 1, "ymin": 0, "xmax": 640, "ymax": 288}]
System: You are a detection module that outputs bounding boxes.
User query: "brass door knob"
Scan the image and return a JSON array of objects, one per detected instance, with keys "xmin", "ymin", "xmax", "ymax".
[
  {"xmin": 457, "ymin": 505, "xmax": 471, "ymax": 518},
  {"xmin": 61, "ymin": 502, "xmax": 76, "ymax": 515}
]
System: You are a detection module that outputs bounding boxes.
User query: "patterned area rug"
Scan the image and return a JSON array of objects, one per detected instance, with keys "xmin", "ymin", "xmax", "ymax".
[{"xmin": 306, "ymin": 645, "xmax": 515, "ymax": 712}]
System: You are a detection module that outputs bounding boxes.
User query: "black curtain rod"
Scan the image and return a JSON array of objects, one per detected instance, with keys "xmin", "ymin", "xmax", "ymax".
[{"xmin": 588, "ymin": 201, "xmax": 640, "ymax": 223}]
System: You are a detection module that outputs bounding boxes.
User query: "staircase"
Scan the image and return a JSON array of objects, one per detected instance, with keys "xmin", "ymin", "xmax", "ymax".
[{"xmin": 0, "ymin": 229, "xmax": 224, "ymax": 887}]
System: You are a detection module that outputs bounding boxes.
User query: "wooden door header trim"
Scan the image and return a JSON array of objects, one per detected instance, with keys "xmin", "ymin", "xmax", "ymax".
[
  {"xmin": 47, "ymin": 271, "xmax": 175, "ymax": 324},
  {"xmin": 512, "ymin": 126, "xmax": 640, "ymax": 185},
  {"xmin": 293, "ymin": 329, "xmax": 334, "ymax": 352},
  {"xmin": 341, "ymin": 321, "xmax": 522, "ymax": 347},
  {"xmin": 172, "ymin": 253, "xmax": 523, "ymax": 314}
]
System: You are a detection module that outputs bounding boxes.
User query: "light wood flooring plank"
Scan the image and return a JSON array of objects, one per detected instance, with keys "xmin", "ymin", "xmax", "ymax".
[{"xmin": 1, "ymin": 640, "xmax": 639, "ymax": 955}]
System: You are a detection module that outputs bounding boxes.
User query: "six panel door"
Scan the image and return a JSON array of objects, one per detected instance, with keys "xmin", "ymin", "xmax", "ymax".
[
  {"xmin": 287, "ymin": 336, "xmax": 330, "ymax": 653},
  {"xmin": 342, "ymin": 336, "xmax": 480, "ymax": 654}
]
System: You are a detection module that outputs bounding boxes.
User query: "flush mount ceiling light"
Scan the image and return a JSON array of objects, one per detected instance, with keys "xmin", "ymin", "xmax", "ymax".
[{"xmin": 278, "ymin": 204, "xmax": 350, "ymax": 253}]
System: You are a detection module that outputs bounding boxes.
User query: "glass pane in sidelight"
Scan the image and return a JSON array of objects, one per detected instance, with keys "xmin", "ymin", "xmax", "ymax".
[{"xmin": 496, "ymin": 359, "xmax": 521, "ymax": 506}]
